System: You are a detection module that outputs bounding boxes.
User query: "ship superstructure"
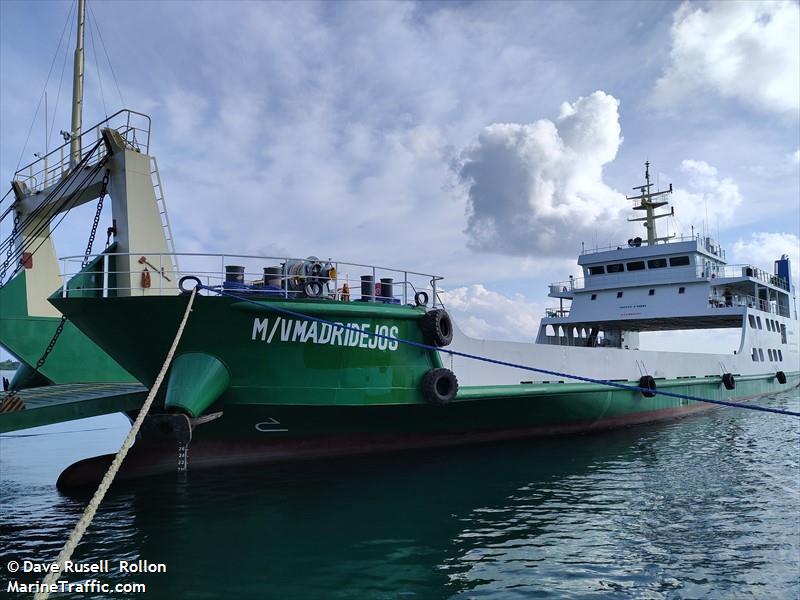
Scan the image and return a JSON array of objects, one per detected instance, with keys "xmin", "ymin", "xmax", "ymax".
[{"xmin": 537, "ymin": 164, "xmax": 795, "ymax": 375}]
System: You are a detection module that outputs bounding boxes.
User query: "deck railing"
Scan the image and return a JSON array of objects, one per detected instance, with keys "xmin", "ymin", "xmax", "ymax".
[
  {"xmin": 58, "ymin": 251, "xmax": 444, "ymax": 308},
  {"xmin": 13, "ymin": 110, "xmax": 151, "ymax": 193}
]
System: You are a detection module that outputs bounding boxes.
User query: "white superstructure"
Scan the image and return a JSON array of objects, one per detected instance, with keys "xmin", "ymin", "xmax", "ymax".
[{"xmin": 448, "ymin": 164, "xmax": 798, "ymax": 386}]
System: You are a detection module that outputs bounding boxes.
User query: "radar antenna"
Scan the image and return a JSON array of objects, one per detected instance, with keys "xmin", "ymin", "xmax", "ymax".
[{"xmin": 626, "ymin": 161, "xmax": 674, "ymax": 245}]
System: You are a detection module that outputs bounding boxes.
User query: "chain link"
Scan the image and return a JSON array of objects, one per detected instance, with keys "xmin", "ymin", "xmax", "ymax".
[
  {"xmin": 0, "ymin": 213, "xmax": 20, "ymax": 286},
  {"xmin": 82, "ymin": 169, "xmax": 110, "ymax": 268}
]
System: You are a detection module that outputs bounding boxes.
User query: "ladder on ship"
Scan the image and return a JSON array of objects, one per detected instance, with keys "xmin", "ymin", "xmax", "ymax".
[{"xmin": 149, "ymin": 156, "xmax": 178, "ymax": 270}]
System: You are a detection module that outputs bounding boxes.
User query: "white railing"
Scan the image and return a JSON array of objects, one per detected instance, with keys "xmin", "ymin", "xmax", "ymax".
[
  {"xmin": 58, "ymin": 251, "xmax": 444, "ymax": 307},
  {"xmin": 13, "ymin": 110, "xmax": 151, "ymax": 193},
  {"xmin": 580, "ymin": 233, "xmax": 718, "ymax": 255},
  {"xmin": 708, "ymin": 293, "xmax": 790, "ymax": 317}
]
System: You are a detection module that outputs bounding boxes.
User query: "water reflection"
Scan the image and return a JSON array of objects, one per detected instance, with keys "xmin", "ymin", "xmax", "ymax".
[{"xmin": 1, "ymin": 391, "xmax": 798, "ymax": 599}]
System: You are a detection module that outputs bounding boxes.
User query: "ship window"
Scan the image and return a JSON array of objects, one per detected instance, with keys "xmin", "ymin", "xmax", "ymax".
[
  {"xmin": 678, "ymin": 287, "xmax": 685, "ymax": 294},
  {"xmin": 778, "ymin": 350, "xmax": 783, "ymax": 361},
  {"xmin": 781, "ymin": 324, "xmax": 787, "ymax": 343},
  {"xmin": 607, "ymin": 263, "xmax": 624, "ymax": 273},
  {"xmin": 589, "ymin": 266, "xmax": 605, "ymax": 275},
  {"xmin": 756, "ymin": 316, "xmax": 762, "ymax": 329},
  {"xmin": 670, "ymin": 256, "xmax": 691, "ymax": 267},
  {"xmin": 768, "ymin": 349, "xmax": 774, "ymax": 361},
  {"xmin": 648, "ymin": 289, "xmax": 655, "ymax": 296},
  {"xmin": 591, "ymin": 294, "xmax": 597, "ymax": 300},
  {"xmin": 751, "ymin": 348, "xmax": 758, "ymax": 361},
  {"xmin": 758, "ymin": 348, "xmax": 764, "ymax": 361},
  {"xmin": 748, "ymin": 315, "xmax": 756, "ymax": 328},
  {"xmin": 627, "ymin": 261, "xmax": 645, "ymax": 271},
  {"xmin": 617, "ymin": 291, "xmax": 623, "ymax": 298},
  {"xmin": 767, "ymin": 320, "xmax": 773, "ymax": 331},
  {"xmin": 648, "ymin": 258, "xmax": 668, "ymax": 269}
]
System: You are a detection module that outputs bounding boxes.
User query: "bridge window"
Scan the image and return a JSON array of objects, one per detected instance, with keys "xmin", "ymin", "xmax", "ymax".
[
  {"xmin": 678, "ymin": 287, "xmax": 685, "ymax": 294},
  {"xmin": 607, "ymin": 263, "xmax": 624, "ymax": 273},
  {"xmin": 648, "ymin": 289, "xmax": 655, "ymax": 296},
  {"xmin": 588, "ymin": 266, "xmax": 605, "ymax": 275},
  {"xmin": 758, "ymin": 348, "xmax": 764, "ymax": 361},
  {"xmin": 626, "ymin": 261, "xmax": 645, "ymax": 271},
  {"xmin": 670, "ymin": 256, "xmax": 691, "ymax": 267},
  {"xmin": 647, "ymin": 258, "xmax": 667, "ymax": 269},
  {"xmin": 748, "ymin": 315, "xmax": 756, "ymax": 328},
  {"xmin": 617, "ymin": 291, "xmax": 623, "ymax": 298}
]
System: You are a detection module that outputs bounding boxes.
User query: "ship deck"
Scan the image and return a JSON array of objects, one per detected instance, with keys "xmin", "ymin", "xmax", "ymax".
[{"xmin": 0, "ymin": 382, "xmax": 146, "ymax": 433}]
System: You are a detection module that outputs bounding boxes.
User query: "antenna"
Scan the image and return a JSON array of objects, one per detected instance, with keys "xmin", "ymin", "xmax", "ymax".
[
  {"xmin": 626, "ymin": 161, "xmax": 675, "ymax": 246},
  {"xmin": 70, "ymin": 0, "xmax": 86, "ymax": 167}
]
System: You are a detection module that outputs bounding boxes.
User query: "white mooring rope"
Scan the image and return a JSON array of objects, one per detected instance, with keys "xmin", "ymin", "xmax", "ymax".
[{"xmin": 34, "ymin": 288, "xmax": 197, "ymax": 600}]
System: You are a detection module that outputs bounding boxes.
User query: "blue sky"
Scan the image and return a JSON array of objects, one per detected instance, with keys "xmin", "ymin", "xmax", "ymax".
[{"xmin": 1, "ymin": 0, "xmax": 798, "ymax": 344}]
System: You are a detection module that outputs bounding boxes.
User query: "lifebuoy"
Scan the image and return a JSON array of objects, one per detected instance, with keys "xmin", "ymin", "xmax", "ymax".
[
  {"xmin": 421, "ymin": 368, "xmax": 458, "ymax": 405},
  {"xmin": 420, "ymin": 309, "xmax": 453, "ymax": 347},
  {"xmin": 638, "ymin": 375, "xmax": 656, "ymax": 398},
  {"xmin": 776, "ymin": 371, "xmax": 787, "ymax": 384},
  {"xmin": 722, "ymin": 373, "xmax": 735, "ymax": 390},
  {"xmin": 414, "ymin": 291, "xmax": 429, "ymax": 307}
]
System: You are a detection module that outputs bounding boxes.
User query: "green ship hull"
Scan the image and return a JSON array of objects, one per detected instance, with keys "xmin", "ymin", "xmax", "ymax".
[{"xmin": 50, "ymin": 293, "xmax": 799, "ymax": 480}]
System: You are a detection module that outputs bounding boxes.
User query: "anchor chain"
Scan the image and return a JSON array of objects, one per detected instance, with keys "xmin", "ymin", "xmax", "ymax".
[{"xmin": 82, "ymin": 169, "xmax": 110, "ymax": 268}]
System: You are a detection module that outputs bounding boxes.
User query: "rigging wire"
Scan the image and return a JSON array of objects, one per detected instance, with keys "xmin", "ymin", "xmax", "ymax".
[
  {"xmin": 3, "ymin": 157, "xmax": 104, "ymax": 265},
  {"xmin": 48, "ymin": 4, "xmax": 76, "ymax": 150},
  {"xmin": 14, "ymin": 0, "xmax": 75, "ymax": 173},
  {"xmin": 0, "ymin": 140, "xmax": 103, "ymax": 257},
  {"xmin": 87, "ymin": 1, "xmax": 125, "ymax": 108},
  {"xmin": 2, "ymin": 161, "xmax": 107, "ymax": 284},
  {"xmin": 0, "ymin": 142, "xmax": 105, "ymax": 278},
  {"xmin": 86, "ymin": 3, "xmax": 108, "ymax": 119}
]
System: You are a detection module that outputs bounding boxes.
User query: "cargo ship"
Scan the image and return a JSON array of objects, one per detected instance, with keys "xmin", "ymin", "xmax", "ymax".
[
  {"xmin": 1, "ymin": 0, "xmax": 797, "ymax": 487},
  {"xmin": 48, "ymin": 159, "xmax": 799, "ymax": 485}
]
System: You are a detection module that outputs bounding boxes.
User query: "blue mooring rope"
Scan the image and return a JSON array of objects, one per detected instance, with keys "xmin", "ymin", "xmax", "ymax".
[{"xmin": 197, "ymin": 284, "xmax": 800, "ymax": 418}]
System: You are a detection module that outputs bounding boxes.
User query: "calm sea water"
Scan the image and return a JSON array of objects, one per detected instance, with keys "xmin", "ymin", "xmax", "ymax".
[{"xmin": 1, "ymin": 377, "xmax": 798, "ymax": 599}]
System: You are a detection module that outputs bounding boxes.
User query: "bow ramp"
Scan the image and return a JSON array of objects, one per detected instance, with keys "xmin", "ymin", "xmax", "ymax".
[{"xmin": 0, "ymin": 382, "xmax": 146, "ymax": 433}]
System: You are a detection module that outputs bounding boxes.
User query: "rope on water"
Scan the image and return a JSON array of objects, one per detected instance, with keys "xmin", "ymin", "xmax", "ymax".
[
  {"xmin": 33, "ymin": 288, "xmax": 197, "ymax": 600},
  {"xmin": 200, "ymin": 284, "xmax": 800, "ymax": 418}
]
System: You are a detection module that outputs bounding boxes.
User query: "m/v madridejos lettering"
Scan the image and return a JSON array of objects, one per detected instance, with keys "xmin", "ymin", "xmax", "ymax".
[{"xmin": 251, "ymin": 317, "xmax": 399, "ymax": 351}]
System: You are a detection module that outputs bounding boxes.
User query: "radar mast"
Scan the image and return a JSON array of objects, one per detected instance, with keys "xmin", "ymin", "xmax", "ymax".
[{"xmin": 627, "ymin": 161, "xmax": 674, "ymax": 246}]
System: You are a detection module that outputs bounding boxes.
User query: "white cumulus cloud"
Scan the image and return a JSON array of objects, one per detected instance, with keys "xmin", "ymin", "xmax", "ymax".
[
  {"xmin": 653, "ymin": 0, "xmax": 800, "ymax": 117},
  {"xmin": 441, "ymin": 284, "xmax": 544, "ymax": 341},
  {"xmin": 669, "ymin": 159, "xmax": 744, "ymax": 231},
  {"xmin": 457, "ymin": 91, "xmax": 629, "ymax": 257}
]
